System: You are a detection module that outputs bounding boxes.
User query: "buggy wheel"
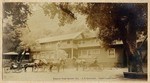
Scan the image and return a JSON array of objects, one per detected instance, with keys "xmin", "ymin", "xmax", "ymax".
[
  {"xmin": 4, "ymin": 67, "xmax": 10, "ymax": 73},
  {"xmin": 13, "ymin": 69, "xmax": 22, "ymax": 73}
]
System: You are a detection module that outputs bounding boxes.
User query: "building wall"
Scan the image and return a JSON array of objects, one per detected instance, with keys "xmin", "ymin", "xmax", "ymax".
[
  {"xmin": 77, "ymin": 46, "xmax": 124, "ymax": 67},
  {"xmin": 40, "ymin": 40, "xmax": 74, "ymax": 50},
  {"xmin": 37, "ymin": 37, "xmax": 125, "ymax": 67},
  {"xmin": 75, "ymin": 38, "xmax": 101, "ymax": 48}
]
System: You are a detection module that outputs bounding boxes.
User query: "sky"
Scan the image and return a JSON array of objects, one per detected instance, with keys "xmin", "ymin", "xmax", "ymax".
[
  {"xmin": 27, "ymin": 3, "xmax": 87, "ymax": 32},
  {"xmin": 20, "ymin": 3, "xmax": 88, "ymax": 45}
]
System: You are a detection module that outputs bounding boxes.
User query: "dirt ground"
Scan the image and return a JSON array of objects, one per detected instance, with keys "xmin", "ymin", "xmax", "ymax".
[{"xmin": 2, "ymin": 67, "xmax": 147, "ymax": 81}]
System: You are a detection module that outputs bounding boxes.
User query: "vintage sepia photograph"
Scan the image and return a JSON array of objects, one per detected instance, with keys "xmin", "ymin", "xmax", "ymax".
[{"xmin": 2, "ymin": 2, "xmax": 148, "ymax": 81}]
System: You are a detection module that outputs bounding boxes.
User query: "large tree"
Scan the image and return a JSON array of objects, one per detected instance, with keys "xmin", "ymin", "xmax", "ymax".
[
  {"xmin": 3, "ymin": 2, "xmax": 31, "ymax": 52},
  {"xmin": 42, "ymin": 3, "xmax": 147, "ymax": 72}
]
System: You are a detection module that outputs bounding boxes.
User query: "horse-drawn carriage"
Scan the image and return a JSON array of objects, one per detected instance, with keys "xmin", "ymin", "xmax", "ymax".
[
  {"xmin": 72, "ymin": 56, "xmax": 103, "ymax": 71},
  {"xmin": 3, "ymin": 48, "xmax": 30, "ymax": 73},
  {"xmin": 23, "ymin": 49, "xmax": 68, "ymax": 72}
]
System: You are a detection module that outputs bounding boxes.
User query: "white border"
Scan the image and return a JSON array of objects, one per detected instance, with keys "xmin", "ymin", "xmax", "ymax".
[{"xmin": 0, "ymin": 0, "xmax": 149, "ymax": 83}]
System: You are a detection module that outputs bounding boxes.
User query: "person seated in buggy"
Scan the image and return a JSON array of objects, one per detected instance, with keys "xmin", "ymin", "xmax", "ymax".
[
  {"xmin": 89, "ymin": 58, "xmax": 99, "ymax": 67},
  {"xmin": 10, "ymin": 61, "xmax": 18, "ymax": 69}
]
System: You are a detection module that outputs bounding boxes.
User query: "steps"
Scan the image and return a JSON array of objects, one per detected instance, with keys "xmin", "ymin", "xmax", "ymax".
[{"xmin": 124, "ymin": 72, "xmax": 147, "ymax": 79}]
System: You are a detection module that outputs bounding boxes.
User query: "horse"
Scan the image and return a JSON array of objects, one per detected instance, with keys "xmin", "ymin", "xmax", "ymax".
[
  {"xmin": 39, "ymin": 59, "xmax": 49, "ymax": 71},
  {"xmin": 48, "ymin": 58, "xmax": 66, "ymax": 72},
  {"xmin": 72, "ymin": 58, "xmax": 87, "ymax": 71},
  {"xmin": 88, "ymin": 59, "xmax": 101, "ymax": 71},
  {"xmin": 24, "ymin": 62, "xmax": 35, "ymax": 72},
  {"xmin": 24, "ymin": 59, "xmax": 48, "ymax": 72},
  {"xmin": 72, "ymin": 58, "xmax": 103, "ymax": 71}
]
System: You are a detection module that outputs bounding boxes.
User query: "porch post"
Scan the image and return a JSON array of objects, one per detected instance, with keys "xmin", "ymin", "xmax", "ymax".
[
  {"xmin": 71, "ymin": 48, "xmax": 73, "ymax": 58},
  {"xmin": 71, "ymin": 40, "xmax": 74, "ymax": 58}
]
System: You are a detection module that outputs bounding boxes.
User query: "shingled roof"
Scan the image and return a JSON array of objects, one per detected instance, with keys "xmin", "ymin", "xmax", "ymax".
[{"xmin": 37, "ymin": 32, "xmax": 83, "ymax": 43}]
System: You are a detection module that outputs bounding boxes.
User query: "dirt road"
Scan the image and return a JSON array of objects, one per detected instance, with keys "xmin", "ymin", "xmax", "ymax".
[{"xmin": 2, "ymin": 68, "xmax": 147, "ymax": 81}]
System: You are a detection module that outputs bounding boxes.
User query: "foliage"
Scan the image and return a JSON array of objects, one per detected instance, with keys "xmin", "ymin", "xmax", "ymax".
[
  {"xmin": 42, "ymin": 3, "xmax": 76, "ymax": 26},
  {"xmin": 42, "ymin": 3, "xmax": 147, "ymax": 45},
  {"xmin": 3, "ymin": 2, "xmax": 31, "ymax": 27},
  {"xmin": 3, "ymin": 2, "xmax": 31, "ymax": 52}
]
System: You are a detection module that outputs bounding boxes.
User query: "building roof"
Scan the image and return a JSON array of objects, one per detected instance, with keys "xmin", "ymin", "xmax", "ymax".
[
  {"xmin": 37, "ymin": 32, "xmax": 83, "ymax": 43},
  {"xmin": 37, "ymin": 30, "xmax": 147, "ymax": 45},
  {"xmin": 3, "ymin": 52, "xmax": 30, "ymax": 55},
  {"xmin": 111, "ymin": 37, "xmax": 146, "ymax": 45},
  {"xmin": 3, "ymin": 52, "xmax": 18, "ymax": 55}
]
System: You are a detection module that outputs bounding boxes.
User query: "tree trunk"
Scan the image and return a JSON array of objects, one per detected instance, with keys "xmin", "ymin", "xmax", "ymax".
[{"xmin": 118, "ymin": 19, "xmax": 143, "ymax": 73}]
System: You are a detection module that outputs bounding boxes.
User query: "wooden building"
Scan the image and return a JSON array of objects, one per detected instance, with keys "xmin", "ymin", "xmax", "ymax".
[{"xmin": 36, "ymin": 32, "xmax": 126, "ymax": 67}]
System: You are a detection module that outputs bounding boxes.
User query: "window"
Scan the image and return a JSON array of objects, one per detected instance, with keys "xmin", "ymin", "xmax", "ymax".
[
  {"xmin": 80, "ymin": 40, "xmax": 85, "ymax": 44},
  {"xmin": 49, "ymin": 43, "xmax": 51, "ymax": 46},
  {"xmin": 88, "ymin": 49, "xmax": 100, "ymax": 56},
  {"xmin": 81, "ymin": 50, "xmax": 88, "ymax": 56},
  {"xmin": 108, "ymin": 48, "xmax": 115, "ymax": 58},
  {"xmin": 88, "ymin": 50, "xmax": 92, "ymax": 55},
  {"xmin": 67, "ymin": 41, "xmax": 70, "ymax": 44},
  {"xmin": 93, "ymin": 49, "xmax": 100, "ymax": 54},
  {"xmin": 95, "ymin": 49, "xmax": 100, "ymax": 54}
]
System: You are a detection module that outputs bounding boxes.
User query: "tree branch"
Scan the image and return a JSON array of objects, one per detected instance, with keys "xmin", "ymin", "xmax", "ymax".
[{"xmin": 59, "ymin": 4, "xmax": 76, "ymax": 19}]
